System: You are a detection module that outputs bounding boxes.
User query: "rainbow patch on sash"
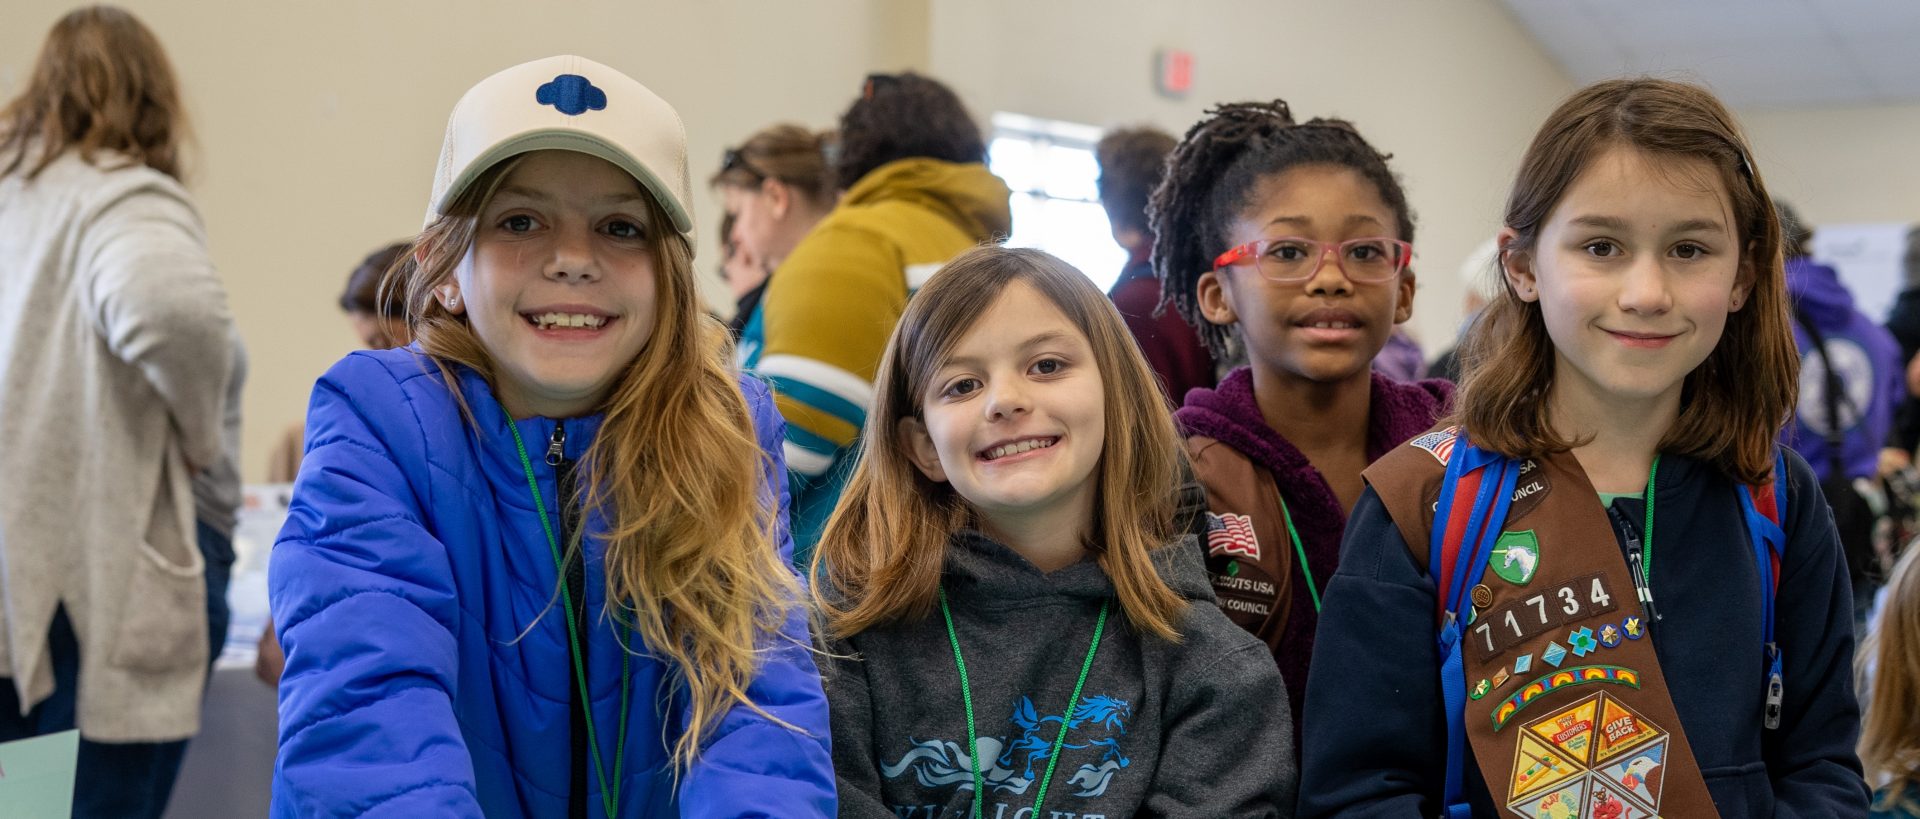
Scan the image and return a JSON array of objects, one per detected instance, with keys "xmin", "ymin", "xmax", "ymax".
[{"xmin": 1491, "ymin": 665, "xmax": 1641, "ymax": 732}]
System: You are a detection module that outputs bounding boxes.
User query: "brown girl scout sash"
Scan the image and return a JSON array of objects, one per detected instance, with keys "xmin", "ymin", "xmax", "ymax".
[{"xmin": 1365, "ymin": 427, "xmax": 1721, "ymax": 819}]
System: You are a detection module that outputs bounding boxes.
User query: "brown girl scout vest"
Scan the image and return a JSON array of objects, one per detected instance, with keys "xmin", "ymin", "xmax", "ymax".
[
  {"xmin": 1186, "ymin": 435, "xmax": 1295, "ymax": 648},
  {"xmin": 1366, "ymin": 429, "xmax": 1721, "ymax": 819}
]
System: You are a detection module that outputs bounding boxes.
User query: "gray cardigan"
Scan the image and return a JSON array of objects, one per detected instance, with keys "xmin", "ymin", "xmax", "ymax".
[{"xmin": 0, "ymin": 150, "xmax": 239, "ymax": 741}]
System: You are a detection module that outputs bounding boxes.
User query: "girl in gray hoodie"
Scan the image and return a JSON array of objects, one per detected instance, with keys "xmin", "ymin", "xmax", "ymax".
[{"xmin": 813, "ymin": 246, "xmax": 1297, "ymax": 818}]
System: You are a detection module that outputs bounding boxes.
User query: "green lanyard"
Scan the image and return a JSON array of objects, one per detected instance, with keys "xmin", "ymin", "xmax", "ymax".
[
  {"xmin": 1641, "ymin": 456, "xmax": 1662, "ymax": 597},
  {"xmin": 938, "ymin": 587, "xmax": 1107, "ymax": 819},
  {"xmin": 503, "ymin": 409, "xmax": 632, "ymax": 817},
  {"xmin": 1276, "ymin": 494, "xmax": 1322, "ymax": 612}
]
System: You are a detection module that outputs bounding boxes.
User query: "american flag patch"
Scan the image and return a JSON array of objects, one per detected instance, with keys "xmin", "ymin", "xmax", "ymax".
[
  {"xmin": 1409, "ymin": 426, "xmax": 1459, "ymax": 465},
  {"xmin": 1206, "ymin": 512, "xmax": 1261, "ymax": 560}
]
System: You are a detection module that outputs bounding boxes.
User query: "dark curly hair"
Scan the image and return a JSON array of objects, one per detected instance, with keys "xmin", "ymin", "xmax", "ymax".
[
  {"xmin": 834, "ymin": 72, "xmax": 985, "ymax": 190},
  {"xmin": 1148, "ymin": 100, "xmax": 1415, "ymax": 358},
  {"xmin": 1096, "ymin": 126, "xmax": 1177, "ymax": 237}
]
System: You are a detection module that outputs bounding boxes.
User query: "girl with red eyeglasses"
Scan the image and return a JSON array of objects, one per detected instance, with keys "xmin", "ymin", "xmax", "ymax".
[{"xmin": 1148, "ymin": 100, "xmax": 1453, "ymax": 753}]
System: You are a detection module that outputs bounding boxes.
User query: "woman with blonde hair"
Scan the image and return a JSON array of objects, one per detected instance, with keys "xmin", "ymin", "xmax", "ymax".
[
  {"xmin": 1863, "ymin": 544, "xmax": 1920, "ymax": 817},
  {"xmin": 0, "ymin": 7, "xmax": 242, "ymax": 817},
  {"xmin": 269, "ymin": 56, "xmax": 833, "ymax": 816}
]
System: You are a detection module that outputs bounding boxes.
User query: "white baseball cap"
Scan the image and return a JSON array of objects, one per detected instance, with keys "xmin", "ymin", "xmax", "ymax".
[{"xmin": 427, "ymin": 55, "xmax": 694, "ymax": 242}]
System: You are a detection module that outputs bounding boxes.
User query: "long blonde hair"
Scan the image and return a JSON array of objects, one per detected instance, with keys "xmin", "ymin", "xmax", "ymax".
[
  {"xmin": 1862, "ymin": 543, "xmax": 1920, "ymax": 808},
  {"xmin": 812, "ymin": 246, "xmax": 1188, "ymax": 640},
  {"xmin": 398, "ymin": 153, "xmax": 802, "ymax": 770},
  {"xmin": 0, "ymin": 6, "xmax": 188, "ymax": 180}
]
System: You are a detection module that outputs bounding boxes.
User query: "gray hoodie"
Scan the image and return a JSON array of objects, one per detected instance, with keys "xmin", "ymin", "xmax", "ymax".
[{"xmin": 828, "ymin": 531, "xmax": 1297, "ymax": 818}]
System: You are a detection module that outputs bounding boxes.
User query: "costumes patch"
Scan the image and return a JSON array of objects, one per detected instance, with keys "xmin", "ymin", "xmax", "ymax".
[
  {"xmin": 1409, "ymin": 426, "xmax": 1459, "ymax": 465},
  {"xmin": 1492, "ymin": 530, "xmax": 1541, "ymax": 585},
  {"xmin": 1503, "ymin": 691, "xmax": 1667, "ymax": 818}
]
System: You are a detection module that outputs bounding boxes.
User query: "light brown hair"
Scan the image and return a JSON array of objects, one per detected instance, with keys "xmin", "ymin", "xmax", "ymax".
[
  {"xmin": 709, "ymin": 123, "xmax": 836, "ymax": 209},
  {"xmin": 1453, "ymin": 78, "xmax": 1797, "ymax": 485},
  {"xmin": 1862, "ymin": 544, "xmax": 1920, "ymax": 810},
  {"xmin": 0, "ymin": 6, "xmax": 188, "ymax": 180},
  {"xmin": 812, "ymin": 246, "xmax": 1188, "ymax": 640},
  {"xmin": 400, "ymin": 153, "xmax": 801, "ymax": 770}
]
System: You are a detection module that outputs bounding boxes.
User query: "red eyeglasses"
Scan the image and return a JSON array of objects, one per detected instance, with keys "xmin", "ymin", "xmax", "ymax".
[{"xmin": 1213, "ymin": 236, "xmax": 1413, "ymax": 283}]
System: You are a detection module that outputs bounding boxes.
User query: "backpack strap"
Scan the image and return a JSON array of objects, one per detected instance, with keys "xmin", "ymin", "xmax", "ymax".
[
  {"xmin": 1429, "ymin": 430, "xmax": 1522, "ymax": 819},
  {"xmin": 1738, "ymin": 450, "xmax": 1791, "ymax": 729}
]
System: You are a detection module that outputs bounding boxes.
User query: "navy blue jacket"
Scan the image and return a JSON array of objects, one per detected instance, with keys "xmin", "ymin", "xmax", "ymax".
[
  {"xmin": 270, "ymin": 347, "xmax": 835, "ymax": 817},
  {"xmin": 1298, "ymin": 449, "xmax": 1868, "ymax": 817}
]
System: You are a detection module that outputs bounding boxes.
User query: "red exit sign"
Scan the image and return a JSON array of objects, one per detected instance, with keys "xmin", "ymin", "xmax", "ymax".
[{"xmin": 1157, "ymin": 50, "xmax": 1193, "ymax": 98}]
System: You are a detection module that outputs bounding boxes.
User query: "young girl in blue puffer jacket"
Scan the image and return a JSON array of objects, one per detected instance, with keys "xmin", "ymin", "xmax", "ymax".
[{"xmin": 268, "ymin": 55, "xmax": 835, "ymax": 818}]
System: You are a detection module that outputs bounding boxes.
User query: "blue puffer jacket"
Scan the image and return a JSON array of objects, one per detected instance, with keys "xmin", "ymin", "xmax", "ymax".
[{"xmin": 269, "ymin": 346, "xmax": 835, "ymax": 817}]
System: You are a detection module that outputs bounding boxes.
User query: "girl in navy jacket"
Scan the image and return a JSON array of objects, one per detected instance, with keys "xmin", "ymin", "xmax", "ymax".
[{"xmin": 1299, "ymin": 78, "xmax": 1868, "ymax": 817}]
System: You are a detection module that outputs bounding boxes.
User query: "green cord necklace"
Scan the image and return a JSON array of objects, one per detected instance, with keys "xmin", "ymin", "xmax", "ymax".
[
  {"xmin": 938, "ymin": 587, "xmax": 1108, "ymax": 819},
  {"xmin": 1641, "ymin": 455, "xmax": 1662, "ymax": 600},
  {"xmin": 503, "ymin": 408, "xmax": 632, "ymax": 817},
  {"xmin": 1276, "ymin": 494, "xmax": 1322, "ymax": 612}
]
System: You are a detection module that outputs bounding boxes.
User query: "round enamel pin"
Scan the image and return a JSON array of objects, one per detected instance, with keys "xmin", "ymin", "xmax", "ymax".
[
  {"xmin": 1471, "ymin": 678, "xmax": 1492, "ymax": 700},
  {"xmin": 1472, "ymin": 584, "xmax": 1494, "ymax": 609},
  {"xmin": 1599, "ymin": 623, "xmax": 1623, "ymax": 648},
  {"xmin": 1622, "ymin": 615, "xmax": 1645, "ymax": 640}
]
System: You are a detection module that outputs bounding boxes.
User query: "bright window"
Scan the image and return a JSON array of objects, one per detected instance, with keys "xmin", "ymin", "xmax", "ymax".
[{"xmin": 989, "ymin": 112, "xmax": 1129, "ymax": 292}]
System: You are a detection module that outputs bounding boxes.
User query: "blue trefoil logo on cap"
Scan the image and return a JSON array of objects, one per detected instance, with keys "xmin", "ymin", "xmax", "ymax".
[{"xmin": 535, "ymin": 74, "xmax": 607, "ymax": 116}]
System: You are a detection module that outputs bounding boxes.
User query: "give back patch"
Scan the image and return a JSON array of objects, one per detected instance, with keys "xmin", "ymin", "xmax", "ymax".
[{"xmin": 1507, "ymin": 691, "xmax": 1669, "ymax": 818}]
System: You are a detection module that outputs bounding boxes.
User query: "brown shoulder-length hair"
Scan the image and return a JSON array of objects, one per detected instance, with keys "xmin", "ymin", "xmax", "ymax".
[
  {"xmin": 398, "ymin": 153, "xmax": 801, "ymax": 771},
  {"xmin": 1453, "ymin": 78, "xmax": 1796, "ymax": 485},
  {"xmin": 708, "ymin": 123, "xmax": 837, "ymax": 210},
  {"xmin": 0, "ymin": 6, "xmax": 188, "ymax": 180},
  {"xmin": 812, "ymin": 246, "xmax": 1188, "ymax": 640}
]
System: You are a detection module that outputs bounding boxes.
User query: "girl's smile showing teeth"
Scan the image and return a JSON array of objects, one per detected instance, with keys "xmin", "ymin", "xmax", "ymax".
[
  {"xmin": 520, "ymin": 305, "xmax": 617, "ymax": 335},
  {"xmin": 978, "ymin": 436, "xmax": 1060, "ymax": 462}
]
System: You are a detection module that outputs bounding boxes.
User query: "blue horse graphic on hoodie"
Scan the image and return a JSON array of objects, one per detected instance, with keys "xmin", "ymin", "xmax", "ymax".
[{"xmin": 880, "ymin": 694, "xmax": 1133, "ymax": 798}]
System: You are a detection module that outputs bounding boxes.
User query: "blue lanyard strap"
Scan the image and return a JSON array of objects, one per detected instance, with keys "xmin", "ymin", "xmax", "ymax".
[{"xmin": 502, "ymin": 408, "xmax": 633, "ymax": 817}]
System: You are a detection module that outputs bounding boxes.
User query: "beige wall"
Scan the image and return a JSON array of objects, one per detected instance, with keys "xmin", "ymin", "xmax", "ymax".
[
  {"xmin": 1740, "ymin": 102, "xmax": 1920, "ymax": 226},
  {"xmin": 927, "ymin": 0, "xmax": 1576, "ymax": 356},
  {"xmin": 3, "ymin": 0, "xmax": 897, "ymax": 481},
  {"xmin": 33, "ymin": 2, "xmax": 1898, "ymax": 483}
]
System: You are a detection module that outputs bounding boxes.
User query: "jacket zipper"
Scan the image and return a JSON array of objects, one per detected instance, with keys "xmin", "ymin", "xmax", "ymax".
[
  {"xmin": 549, "ymin": 421, "xmax": 591, "ymax": 819},
  {"xmin": 1607, "ymin": 503, "xmax": 1660, "ymax": 625}
]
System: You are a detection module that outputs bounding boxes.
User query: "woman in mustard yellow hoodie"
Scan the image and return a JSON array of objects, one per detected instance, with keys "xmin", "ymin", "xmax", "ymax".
[{"xmin": 747, "ymin": 72, "xmax": 1013, "ymax": 563}]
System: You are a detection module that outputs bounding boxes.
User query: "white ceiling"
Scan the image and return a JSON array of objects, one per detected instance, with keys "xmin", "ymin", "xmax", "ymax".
[{"xmin": 1496, "ymin": 0, "xmax": 1920, "ymax": 108}]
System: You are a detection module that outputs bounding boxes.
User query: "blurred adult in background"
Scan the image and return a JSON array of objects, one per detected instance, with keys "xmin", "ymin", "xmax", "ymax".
[
  {"xmin": 1424, "ymin": 237, "xmax": 1500, "ymax": 385},
  {"xmin": 1777, "ymin": 201, "xmax": 1902, "ymax": 623},
  {"xmin": 265, "ymin": 241, "xmax": 412, "ymax": 483},
  {"xmin": 0, "ymin": 8, "xmax": 243, "ymax": 817},
  {"xmin": 1097, "ymin": 125, "xmax": 1216, "ymax": 403},
  {"xmin": 256, "ymin": 241, "xmax": 413, "ymax": 688},
  {"xmin": 748, "ymin": 73, "xmax": 1012, "ymax": 563},
  {"xmin": 1882, "ymin": 226, "xmax": 1920, "ymax": 471},
  {"xmin": 1371, "ymin": 328, "xmax": 1425, "ymax": 381},
  {"xmin": 709, "ymin": 123, "xmax": 836, "ymax": 351}
]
